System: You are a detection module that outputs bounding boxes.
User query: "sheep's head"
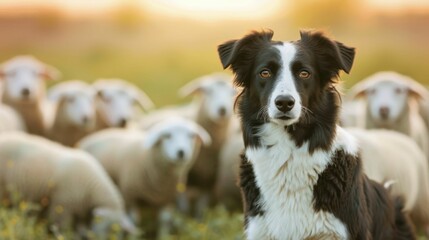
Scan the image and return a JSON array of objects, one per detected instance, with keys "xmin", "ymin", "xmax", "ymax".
[
  {"xmin": 144, "ymin": 117, "xmax": 211, "ymax": 165},
  {"xmin": 49, "ymin": 81, "xmax": 96, "ymax": 129},
  {"xmin": 94, "ymin": 79, "xmax": 154, "ymax": 128},
  {"xmin": 349, "ymin": 71, "xmax": 428, "ymax": 125},
  {"xmin": 0, "ymin": 55, "xmax": 60, "ymax": 103},
  {"xmin": 91, "ymin": 208, "xmax": 138, "ymax": 237},
  {"xmin": 179, "ymin": 73, "xmax": 236, "ymax": 123}
]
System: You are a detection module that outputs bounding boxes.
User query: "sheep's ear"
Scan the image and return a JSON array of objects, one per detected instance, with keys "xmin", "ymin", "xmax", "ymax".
[
  {"xmin": 48, "ymin": 89, "xmax": 66, "ymax": 102},
  {"xmin": 178, "ymin": 77, "xmax": 206, "ymax": 98},
  {"xmin": 131, "ymin": 86, "xmax": 155, "ymax": 111},
  {"xmin": 193, "ymin": 124, "xmax": 212, "ymax": 146},
  {"xmin": 347, "ymin": 81, "xmax": 371, "ymax": 100},
  {"xmin": 300, "ymin": 31, "xmax": 355, "ymax": 75},
  {"xmin": 143, "ymin": 129, "xmax": 164, "ymax": 149},
  {"xmin": 407, "ymin": 80, "xmax": 429, "ymax": 100},
  {"xmin": 41, "ymin": 64, "xmax": 61, "ymax": 81}
]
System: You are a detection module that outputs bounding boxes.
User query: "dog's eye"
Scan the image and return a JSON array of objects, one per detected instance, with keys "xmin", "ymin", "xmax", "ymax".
[
  {"xmin": 299, "ymin": 70, "xmax": 311, "ymax": 79},
  {"xmin": 259, "ymin": 69, "xmax": 272, "ymax": 79}
]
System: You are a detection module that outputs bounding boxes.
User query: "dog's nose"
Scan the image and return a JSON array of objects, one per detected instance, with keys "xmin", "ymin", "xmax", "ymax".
[
  {"xmin": 275, "ymin": 95, "xmax": 295, "ymax": 113},
  {"xmin": 379, "ymin": 106, "xmax": 389, "ymax": 119},
  {"xmin": 21, "ymin": 88, "xmax": 30, "ymax": 97}
]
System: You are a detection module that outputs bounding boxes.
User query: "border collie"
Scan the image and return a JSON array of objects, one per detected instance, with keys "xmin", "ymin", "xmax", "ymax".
[{"xmin": 217, "ymin": 30, "xmax": 415, "ymax": 240}]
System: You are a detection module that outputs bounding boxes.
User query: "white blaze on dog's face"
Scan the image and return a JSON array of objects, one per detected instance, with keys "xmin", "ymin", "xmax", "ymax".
[
  {"xmin": 366, "ymin": 81, "xmax": 408, "ymax": 124},
  {"xmin": 144, "ymin": 118, "xmax": 211, "ymax": 165},
  {"xmin": 267, "ymin": 44, "xmax": 302, "ymax": 126},
  {"xmin": 97, "ymin": 89, "xmax": 135, "ymax": 127},
  {"xmin": 0, "ymin": 56, "xmax": 59, "ymax": 103}
]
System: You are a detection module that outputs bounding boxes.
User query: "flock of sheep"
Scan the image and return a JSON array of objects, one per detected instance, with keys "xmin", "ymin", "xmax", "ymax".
[{"xmin": 1, "ymin": 55, "xmax": 429, "ymax": 238}]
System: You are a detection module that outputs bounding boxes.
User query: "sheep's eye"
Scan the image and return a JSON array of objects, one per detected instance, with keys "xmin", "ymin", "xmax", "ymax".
[
  {"xmin": 163, "ymin": 133, "xmax": 171, "ymax": 139},
  {"xmin": 259, "ymin": 69, "xmax": 271, "ymax": 79},
  {"xmin": 298, "ymin": 70, "xmax": 311, "ymax": 79},
  {"xmin": 369, "ymin": 89, "xmax": 376, "ymax": 95},
  {"xmin": 103, "ymin": 96, "xmax": 112, "ymax": 103},
  {"xmin": 395, "ymin": 88, "xmax": 403, "ymax": 94}
]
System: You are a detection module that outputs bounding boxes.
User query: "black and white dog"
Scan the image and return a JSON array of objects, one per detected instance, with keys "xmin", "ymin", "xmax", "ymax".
[{"xmin": 218, "ymin": 30, "xmax": 415, "ymax": 240}]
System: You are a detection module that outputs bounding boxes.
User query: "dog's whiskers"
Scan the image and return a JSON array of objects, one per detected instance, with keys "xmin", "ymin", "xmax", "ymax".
[{"xmin": 256, "ymin": 105, "xmax": 269, "ymax": 122}]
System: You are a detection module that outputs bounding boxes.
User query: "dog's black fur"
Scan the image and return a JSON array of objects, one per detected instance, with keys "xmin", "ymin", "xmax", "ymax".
[{"xmin": 218, "ymin": 30, "xmax": 415, "ymax": 239}]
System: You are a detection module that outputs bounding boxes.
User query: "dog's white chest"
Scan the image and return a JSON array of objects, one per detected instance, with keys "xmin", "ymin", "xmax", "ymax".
[{"xmin": 245, "ymin": 125, "xmax": 349, "ymax": 240}]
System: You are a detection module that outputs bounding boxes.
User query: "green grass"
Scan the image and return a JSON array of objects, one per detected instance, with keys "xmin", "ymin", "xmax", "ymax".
[{"xmin": 0, "ymin": 203, "xmax": 244, "ymax": 240}]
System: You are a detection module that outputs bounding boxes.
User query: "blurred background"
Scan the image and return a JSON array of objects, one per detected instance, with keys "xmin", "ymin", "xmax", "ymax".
[
  {"xmin": 0, "ymin": 0, "xmax": 428, "ymax": 106},
  {"xmin": 1, "ymin": 1, "xmax": 429, "ymax": 239}
]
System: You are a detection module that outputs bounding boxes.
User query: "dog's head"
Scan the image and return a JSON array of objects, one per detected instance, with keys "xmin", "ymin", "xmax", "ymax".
[{"xmin": 218, "ymin": 30, "xmax": 355, "ymax": 127}]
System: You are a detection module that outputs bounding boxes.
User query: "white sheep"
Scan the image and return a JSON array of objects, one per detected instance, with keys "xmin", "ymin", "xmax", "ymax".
[
  {"xmin": 348, "ymin": 71, "xmax": 429, "ymax": 156},
  {"xmin": 347, "ymin": 128, "xmax": 429, "ymax": 235},
  {"xmin": 214, "ymin": 117, "xmax": 243, "ymax": 211},
  {"xmin": 77, "ymin": 117, "xmax": 211, "ymax": 224},
  {"xmin": 177, "ymin": 73, "xmax": 236, "ymax": 217},
  {"xmin": 93, "ymin": 78, "xmax": 154, "ymax": 129},
  {"xmin": 0, "ymin": 103, "xmax": 26, "ymax": 133},
  {"xmin": 0, "ymin": 55, "xmax": 60, "ymax": 136},
  {"xmin": 0, "ymin": 132, "xmax": 136, "ymax": 236},
  {"xmin": 46, "ymin": 80, "xmax": 97, "ymax": 147},
  {"xmin": 339, "ymin": 99, "xmax": 366, "ymax": 128}
]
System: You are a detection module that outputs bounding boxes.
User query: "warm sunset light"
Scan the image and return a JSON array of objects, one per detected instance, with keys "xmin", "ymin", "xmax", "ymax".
[
  {"xmin": 0, "ymin": 0, "xmax": 428, "ymax": 19},
  {"xmin": 365, "ymin": 0, "xmax": 429, "ymax": 12},
  {"xmin": 143, "ymin": 0, "xmax": 284, "ymax": 20}
]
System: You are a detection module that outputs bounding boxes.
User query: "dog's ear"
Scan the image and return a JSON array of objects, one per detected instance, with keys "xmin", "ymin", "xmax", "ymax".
[
  {"xmin": 217, "ymin": 30, "xmax": 274, "ymax": 87},
  {"xmin": 218, "ymin": 30, "xmax": 274, "ymax": 70},
  {"xmin": 218, "ymin": 39, "xmax": 239, "ymax": 70},
  {"xmin": 300, "ymin": 31, "xmax": 355, "ymax": 78}
]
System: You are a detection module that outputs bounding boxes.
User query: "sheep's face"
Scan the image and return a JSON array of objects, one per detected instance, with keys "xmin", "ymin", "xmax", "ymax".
[
  {"xmin": 366, "ymin": 81, "xmax": 408, "ymax": 124},
  {"xmin": 201, "ymin": 81, "xmax": 236, "ymax": 122},
  {"xmin": 159, "ymin": 127, "xmax": 199, "ymax": 165},
  {"xmin": 96, "ymin": 89, "xmax": 135, "ymax": 127},
  {"xmin": 61, "ymin": 92, "xmax": 96, "ymax": 128},
  {"xmin": 1, "ymin": 62, "xmax": 47, "ymax": 103},
  {"xmin": 145, "ymin": 118, "xmax": 211, "ymax": 165},
  {"xmin": 0, "ymin": 56, "xmax": 59, "ymax": 103}
]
